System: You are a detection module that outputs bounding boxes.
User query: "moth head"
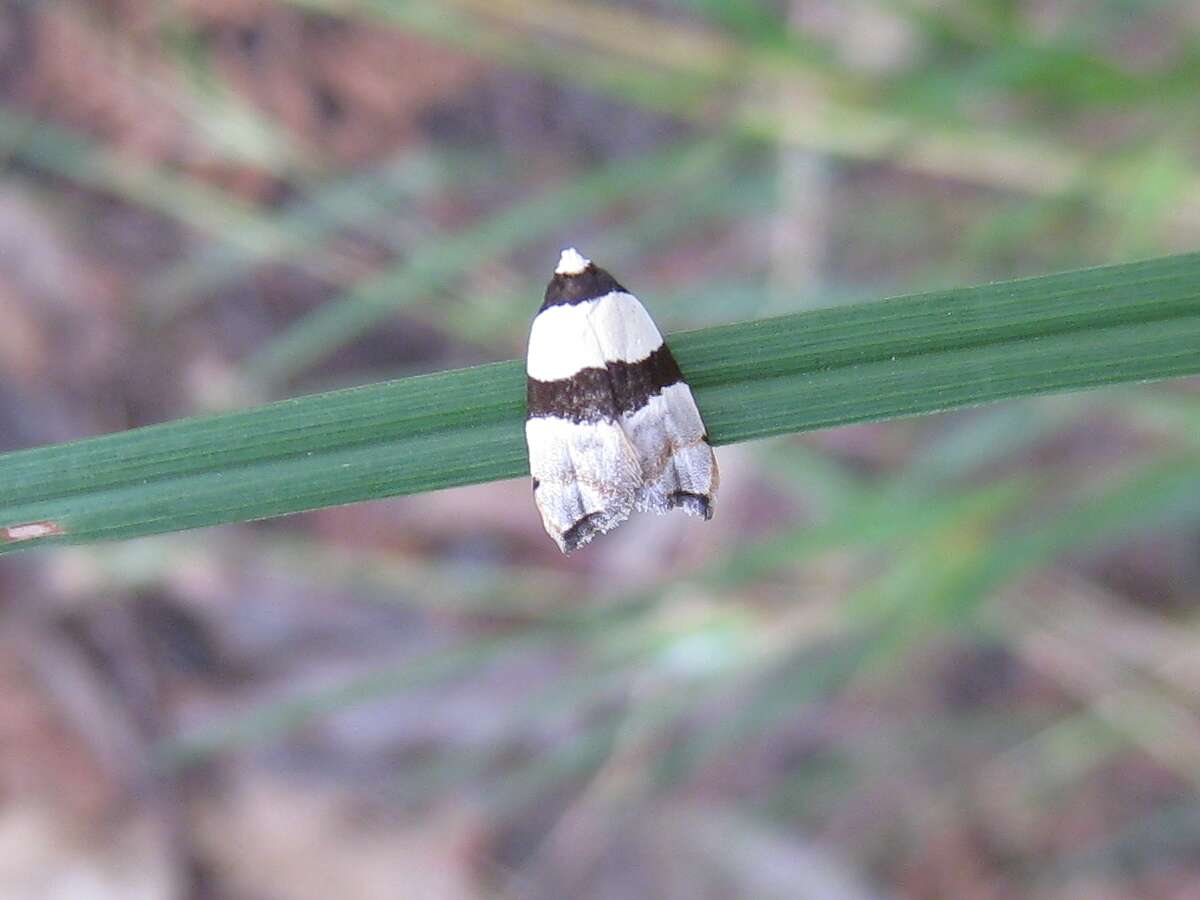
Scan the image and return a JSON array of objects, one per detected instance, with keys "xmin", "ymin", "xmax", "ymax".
[
  {"xmin": 555, "ymin": 247, "xmax": 591, "ymax": 276},
  {"xmin": 543, "ymin": 249, "xmax": 627, "ymax": 310}
]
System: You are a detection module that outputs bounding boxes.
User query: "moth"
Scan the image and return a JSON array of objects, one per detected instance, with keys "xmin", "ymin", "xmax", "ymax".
[{"xmin": 525, "ymin": 248, "xmax": 719, "ymax": 553}]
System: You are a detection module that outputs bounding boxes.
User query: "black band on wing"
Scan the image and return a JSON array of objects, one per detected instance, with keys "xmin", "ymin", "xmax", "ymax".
[
  {"xmin": 526, "ymin": 344, "xmax": 686, "ymax": 423},
  {"xmin": 541, "ymin": 263, "xmax": 628, "ymax": 309},
  {"xmin": 561, "ymin": 512, "xmax": 606, "ymax": 554},
  {"xmin": 528, "ymin": 366, "xmax": 615, "ymax": 423},
  {"xmin": 669, "ymin": 491, "xmax": 713, "ymax": 520},
  {"xmin": 607, "ymin": 344, "xmax": 683, "ymax": 414}
]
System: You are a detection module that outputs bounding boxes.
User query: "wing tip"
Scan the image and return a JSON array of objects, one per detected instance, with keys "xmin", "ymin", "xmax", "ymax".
[
  {"xmin": 670, "ymin": 491, "xmax": 714, "ymax": 520},
  {"xmin": 557, "ymin": 506, "xmax": 634, "ymax": 554}
]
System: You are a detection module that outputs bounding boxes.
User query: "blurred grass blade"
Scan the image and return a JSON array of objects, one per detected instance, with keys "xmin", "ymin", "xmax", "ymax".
[
  {"xmin": 426, "ymin": 157, "xmax": 776, "ymax": 345},
  {"xmin": 142, "ymin": 151, "xmax": 471, "ymax": 322},
  {"xmin": 159, "ymin": 632, "xmax": 535, "ymax": 769},
  {"xmin": 0, "ymin": 105, "xmax": 276, "ymax": 247},
  {"xmin": 286, "ymin": 0, "xmax": 1200, "ymax": 234},
  {"xmin": 243, "ymin": 139, "xmax": 729, "ymax": 386},
  {"xmin": 2, "ymin": 252, "xmax": 1199, "ymax": 552}
]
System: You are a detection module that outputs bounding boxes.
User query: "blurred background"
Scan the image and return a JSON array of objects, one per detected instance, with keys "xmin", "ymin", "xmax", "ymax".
[{"xmin": 1, "ymin": 1, "xmax": 1199, "ymax": 898}]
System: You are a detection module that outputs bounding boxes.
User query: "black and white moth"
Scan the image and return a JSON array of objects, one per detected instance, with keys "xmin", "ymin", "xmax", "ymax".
[{"xmin": 525, "ymin": 248, "xmax": 719, "ymax": 553}]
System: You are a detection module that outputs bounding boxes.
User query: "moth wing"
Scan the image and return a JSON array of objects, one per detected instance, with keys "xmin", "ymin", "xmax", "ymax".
[
  {"xmin": 584, "ymin": 290, "xmax": 666, "ymax": 370},
  {"xmin": 525, "ymin": 417, "xmax": 642, "ymax": 553},
  {"xmin": 625, "ymin": 378, "xmax": 718, "ymax": 519},
  {"xmin": 526, "ymin": 303, "xmax": 642, "ymax": 554},
  {"xmin": 586, "ymin": 293, "xmax": 718, "ymax": 519}
]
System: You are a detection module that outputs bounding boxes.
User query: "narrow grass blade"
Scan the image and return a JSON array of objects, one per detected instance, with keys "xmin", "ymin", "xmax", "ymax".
[
  {"xmin": 242, "ymin": 139, "xmax": 730, "ymax": 386},
  {"xmin": 1, "ymin": 252, "xmax": 1198, "ymax": 553},
  {"xmin": 141, "ymin": 151, "xmax": 471, "ymax": 321},
  {"xmin": 279, "ymin": 0, "xmax": 1200, "ymax": 234},
  {"xmin": 0, "ymin": 105, "xmax": 276, "ymax": 246}
]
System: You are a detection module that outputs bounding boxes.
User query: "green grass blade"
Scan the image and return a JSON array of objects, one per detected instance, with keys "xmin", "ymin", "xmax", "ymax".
[{"xmin": 1, "ymin": 252, "xmax": 1198, "ymax": 552}]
